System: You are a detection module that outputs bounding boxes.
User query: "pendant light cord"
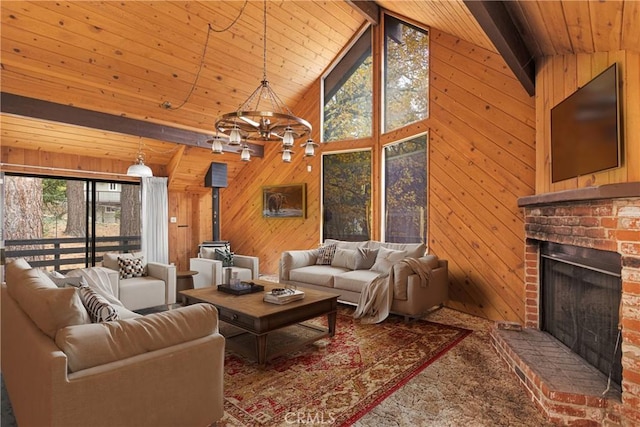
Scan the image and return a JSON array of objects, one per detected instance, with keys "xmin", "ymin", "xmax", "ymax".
[{"xmin": 162, "ymin": 0, "xmax": 249, "ymax": 111}]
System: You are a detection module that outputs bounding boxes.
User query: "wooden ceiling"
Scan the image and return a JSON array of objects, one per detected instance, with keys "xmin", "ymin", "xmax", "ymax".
[{"xmin": 1, "ymin": 1, "xmax": 637, "ymax": 192}]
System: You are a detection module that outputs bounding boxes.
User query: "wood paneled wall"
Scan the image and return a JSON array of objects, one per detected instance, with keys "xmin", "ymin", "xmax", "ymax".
[
  {"xmin": 426, "ymin": 30, "xmax": 536, "ymax": 322},
  {"xmin": 220, "ymin": 28, "xmax": 536, "ymax": 323},
  {"xmin": 535, "ymin": 51, "xmax": 640, "ymax": 193}
]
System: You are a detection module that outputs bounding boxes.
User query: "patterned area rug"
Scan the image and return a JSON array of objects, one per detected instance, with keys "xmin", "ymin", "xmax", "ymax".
[{"xmin": 220, "ymin": 306, "xmax": 471, "ymax": 426}]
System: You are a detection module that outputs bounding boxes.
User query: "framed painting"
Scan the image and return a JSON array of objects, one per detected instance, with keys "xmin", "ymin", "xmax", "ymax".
[{"xmin": 262, "ymin": 184, "xmax": 306, "ymax": 218}]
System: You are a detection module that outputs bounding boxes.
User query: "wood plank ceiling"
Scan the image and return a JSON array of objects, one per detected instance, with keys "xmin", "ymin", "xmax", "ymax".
[{"xmin": 1, "ymin": 1, "xmax": 638, "ymax": 192}]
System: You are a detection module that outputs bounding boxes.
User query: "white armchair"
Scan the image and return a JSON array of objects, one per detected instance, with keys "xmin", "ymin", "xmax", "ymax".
[
  {"xmin": 102, "ymin": 252, "xmax": 176, "ymax": 310},
  {"xmin": 190, "ymin": 247, "xmax": 259, "ymax": 289}
]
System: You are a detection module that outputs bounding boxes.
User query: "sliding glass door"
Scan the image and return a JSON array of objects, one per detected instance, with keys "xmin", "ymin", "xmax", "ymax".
[{"xmin": 2, "ymin": 173, "xmax": 140, "ymax": 271}]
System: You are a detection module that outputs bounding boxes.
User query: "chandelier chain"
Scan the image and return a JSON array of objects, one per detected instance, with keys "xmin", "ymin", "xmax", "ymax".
[
  {"xmin": 162, "ymin": 0, "xmax": 249, "ymax": 111},
  {"xmin": 263, "ymin": 0, "xmax": 267, "ymax": 82}
]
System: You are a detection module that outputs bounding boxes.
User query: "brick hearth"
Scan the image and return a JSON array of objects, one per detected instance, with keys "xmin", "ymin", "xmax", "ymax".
[{"xmin": 491, "ymin": 183, "xmax": 640, "ymax": 426}]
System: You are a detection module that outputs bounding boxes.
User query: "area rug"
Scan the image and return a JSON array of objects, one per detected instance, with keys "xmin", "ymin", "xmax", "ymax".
[{"xmin": 220, "ymin": 306, "xmax": 471, "ymax": 426}]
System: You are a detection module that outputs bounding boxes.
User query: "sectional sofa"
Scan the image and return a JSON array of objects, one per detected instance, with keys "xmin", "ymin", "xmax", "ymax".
[{"xmin": 279, "ymin": 239, "xmax": 448, "ymax": 319}]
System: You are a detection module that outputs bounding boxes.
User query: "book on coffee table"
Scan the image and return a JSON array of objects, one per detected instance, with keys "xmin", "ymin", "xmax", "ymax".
[{"xmin": 263, "ymin": 289, "xmax": 305, "ymax": 305}]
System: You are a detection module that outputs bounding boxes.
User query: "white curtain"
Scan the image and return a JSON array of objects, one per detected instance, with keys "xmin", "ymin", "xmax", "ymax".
[{"xmin": 141, "ymin": 176, "xmax": 169, "ymax": 264}]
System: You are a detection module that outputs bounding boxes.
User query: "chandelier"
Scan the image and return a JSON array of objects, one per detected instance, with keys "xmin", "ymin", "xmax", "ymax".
[
  {"xmin": 126, "ymin": 139, "xmax": 153, "ymax": 177},
  {"xmin": 213, "ymin": 0, "xmax": 317, "ymax": 162}
]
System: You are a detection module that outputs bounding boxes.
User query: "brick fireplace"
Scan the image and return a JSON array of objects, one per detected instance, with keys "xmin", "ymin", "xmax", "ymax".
[{"xmin": 491, "ymin": 183, "xmax": 640, "ymax": 426}]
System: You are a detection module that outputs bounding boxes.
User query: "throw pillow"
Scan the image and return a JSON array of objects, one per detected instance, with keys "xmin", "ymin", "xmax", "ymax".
[
  {"xmin": 315, "ymin": 243, "xmax": 337, "ymax": 265},
  {"xmin": 370, "ymin": 247, "xmax": 407, "ymax": 274},
  {"xmin": 117, "ymin": 257, "xmax": 145, "ymax": 279},
  {"xmin": 77, "ymin": 286, "xmax": 119, "ymax": 323},
  {"xmin": 331, "ymin": 248, "xmax": 357, "ymax": 269},
  {"xmin": 7, "ymin": 268, "xmax": 90, "ymax": 338},
  {"xmin": 215, "ymin": 247, "xmax": 234, "ymax": 267},
  {"xmin": 48, "ymin": 271, "xmax": 85, "ymax": 288},
  {"xmin": 353, "ymin": 247, "xmax": 378, "ymax": 270}
]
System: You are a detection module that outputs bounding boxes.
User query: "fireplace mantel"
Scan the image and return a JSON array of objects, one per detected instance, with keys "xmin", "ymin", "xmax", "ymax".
[{"xmin": 518, "ymin": 182, "xmax": 640, "ymax": 207}]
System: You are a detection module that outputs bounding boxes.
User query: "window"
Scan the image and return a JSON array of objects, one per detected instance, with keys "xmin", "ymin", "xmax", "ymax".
[
  {"xmin": 2, "ymin": 174, "xmax": 141, "ymax": 271},
  {"xmin": 384, "ymin": 15, "xmax": 429, "ymax": 132},
  {"xmin": 383, "ymin": 134, "xmax": 427, "ymax": 243},
  {"xmin": 322, "ymin": 150, "xmax": 372, "ymax": 241},
  {"xmin": 323, "ymin": 26, "xmax": 373, "ymax": 142}
]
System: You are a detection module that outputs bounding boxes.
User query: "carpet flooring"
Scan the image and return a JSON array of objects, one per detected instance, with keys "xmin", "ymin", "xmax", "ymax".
[{"xmin": 1, "ymin": 306, "xmax": 552, "ymax": 427}]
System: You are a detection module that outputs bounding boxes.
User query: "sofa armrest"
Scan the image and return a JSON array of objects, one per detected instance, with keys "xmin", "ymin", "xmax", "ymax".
[
  {"xmin": 55, "ymin": 303, "xmax": 220, "ymax": 372},
  {"xmin": 279, "ymin": 249, "xmax": 318, "ymax": 281},
  {"xmin": 146, "ymin": 262, "xmax": 176, "ymax": 305},
  {"xmin": 233, "ymin": 255, "xmax": 259, "ymax": 280},
  {"xmin": 190, "ymin": 257, "xmax": 223, "ymax": 288}
]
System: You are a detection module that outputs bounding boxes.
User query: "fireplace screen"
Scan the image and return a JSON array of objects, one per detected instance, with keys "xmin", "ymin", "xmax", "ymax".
[{"xmin": 541, "ymin": 242, "xmax": 622, "ymax": 386}]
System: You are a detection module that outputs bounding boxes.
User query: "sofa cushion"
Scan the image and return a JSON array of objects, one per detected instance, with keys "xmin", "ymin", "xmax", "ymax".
[
  {"xmin": 316, "ymin": 244, "xmax": 337, "ymax": 265},
  {"xmin": 333, "ymin": 270, "xmax": 380, "ymax": 293},
  {"xmin": 324, "ymin": 239, "xmax": 368, "ymax": 251},
  {"xmin": 7, "ymin": 266, "xmax": 90, "ymax": 338},
  {"xmin": 119, "ymin": 276, "xmax": 167, "ymax": 310},
  {"xmin": 117, "ymin": 256, "xmax": 145, "ymax": 279},
  {"xmin": 5, "ymin": 257, "xmax": 32, "ymax": 284},
  {"xmin": 370, "ymin": 247, "xmax": 407, "ymax": 274},
  {"xmin": 331, "ymin": 248, "xmax": 357, "ymax": 270},
  {"xmin": 289, "ymin": 265, "xmax": 347, "ymax": 287},
  {"xmin": 353, "ymin": 247, "xmax": 378, "ymax": 270},
  {"xmin": 78, "ymin": 286, "xmax": 119, "ymax": 322},
  {"xmin": 55, "ymin": 303, "xmax": 220, "ymax": 372},
  {"xmin": 368, "ymin": 241, "xmax": 426, "ymax": 258}
]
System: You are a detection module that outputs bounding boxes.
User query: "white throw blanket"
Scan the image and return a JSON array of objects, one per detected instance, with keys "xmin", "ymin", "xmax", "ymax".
[
  {"xmin": 353, "ymin": 257, "xmax": 432, "ymax": 324},
  {"xmin": 66, "ymin": 266, "xmax": 124, "ymax": 307}
]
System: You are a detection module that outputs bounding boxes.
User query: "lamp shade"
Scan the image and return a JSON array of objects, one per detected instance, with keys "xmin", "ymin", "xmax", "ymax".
[{"xmin": 126, "ymin": 162, "xmax": 153, "ymax": 177}]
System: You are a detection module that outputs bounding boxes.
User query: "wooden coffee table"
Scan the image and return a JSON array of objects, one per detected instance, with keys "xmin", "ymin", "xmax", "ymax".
[{"xmin": 179, "ymin": 279, "xmax": 338, "ymax": 365}]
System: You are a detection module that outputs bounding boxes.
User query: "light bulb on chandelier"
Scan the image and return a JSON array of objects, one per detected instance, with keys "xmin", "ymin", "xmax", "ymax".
[{"xmin": 212, "ymin": 0, "xmax": 317, "ymax": 162}]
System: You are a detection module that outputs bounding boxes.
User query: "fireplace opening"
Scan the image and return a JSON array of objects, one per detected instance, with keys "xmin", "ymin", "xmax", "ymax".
[{"xmin": 541, "ymin": 242, "xmax": 622, "ymax": 387}]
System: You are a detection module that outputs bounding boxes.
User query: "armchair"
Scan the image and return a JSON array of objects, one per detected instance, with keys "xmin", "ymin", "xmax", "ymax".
[
  {"xmin": 190, "ymin": 247, "xmax": 259, "ymax": 288},
  {"xmin": 102, "ymin": 252, "xmax": 176, "ymax": 310}
]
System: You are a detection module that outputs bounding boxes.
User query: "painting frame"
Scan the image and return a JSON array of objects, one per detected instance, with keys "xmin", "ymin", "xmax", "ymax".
[{"xmin": 262, "ymin": 183, "xmax": 306, "ymax": 218}]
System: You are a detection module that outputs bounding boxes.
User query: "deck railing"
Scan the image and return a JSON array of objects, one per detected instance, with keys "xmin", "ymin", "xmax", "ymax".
[{"xmin": 4, "ymin": 236, "xmax": 141, "ymax": 271}]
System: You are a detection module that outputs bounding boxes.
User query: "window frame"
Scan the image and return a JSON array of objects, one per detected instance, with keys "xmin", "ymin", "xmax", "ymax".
[
  {"xmin": 320, "ymin": 148, "xmax": 373, "ymax": 242},
  {"xmin": 381, "ymin": 132, "xmax": 429, "ymax": 244},
  {"xmin": 381, "ymin": 12, "xmax": 430, "ymax": 135},
  {"xmin": 321, "ymin": 24, "xmax": 373, "ymax": 143}
]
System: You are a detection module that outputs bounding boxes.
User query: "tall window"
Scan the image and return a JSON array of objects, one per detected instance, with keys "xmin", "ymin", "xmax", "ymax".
[
  {"xmin": 383, "ymin": 135, "xmax": 427, "ymax": 243},
  {"xmin": 323, "ymin": 27, "xmax": 373, "ymax": 142},
  {"xmin": 322, "ymin": 150, "xmax": 371, "ymax": 241},
  {"xmin": 3, "ymin": 174, "xmax": 141, "ymax": 271},
  {"xmin": 384, "ymin": 15, "xmax": 429, "ymax": 132}
]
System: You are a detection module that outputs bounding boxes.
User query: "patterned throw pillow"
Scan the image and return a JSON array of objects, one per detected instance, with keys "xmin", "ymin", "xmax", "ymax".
[
  {"xmin": 215, "ymin": 247, "xmax": 234, "ymax": 267},
  {"xmin": 77, "ymin": 286, "xmax": 119, "ymax": 322},
  {"xmin": 117, "ymin": 257, "xmax": 145, "ymax": 279},
  {"xmin": 316, "ymin": 244, "xmax": 337, "ymax": 265}
]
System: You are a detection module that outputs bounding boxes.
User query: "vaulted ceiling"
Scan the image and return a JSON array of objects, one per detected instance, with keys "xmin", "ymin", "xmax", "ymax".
[{"xmin": 1, "ymin": 1, "xmax": 638, "ymax": 191}]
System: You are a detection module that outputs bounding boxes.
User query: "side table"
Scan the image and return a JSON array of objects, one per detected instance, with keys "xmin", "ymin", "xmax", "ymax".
[{"xmin": 176, "ymin": 270, "xmax": 198, "ymax": 304}]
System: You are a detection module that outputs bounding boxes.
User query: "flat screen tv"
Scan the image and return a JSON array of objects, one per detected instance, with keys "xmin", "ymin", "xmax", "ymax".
[{"xmin": 551, "ymin": 63, "xmax": 622, "ymax": 183}]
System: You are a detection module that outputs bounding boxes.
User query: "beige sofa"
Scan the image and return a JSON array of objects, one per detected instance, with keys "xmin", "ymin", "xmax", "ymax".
[
  {"xmin": 1, "ymin": 259, "xmax": 225, "ymax": 427},
  {"xmin": 279, "ymin": 239, "xmax": 448, "ymax": 319}
]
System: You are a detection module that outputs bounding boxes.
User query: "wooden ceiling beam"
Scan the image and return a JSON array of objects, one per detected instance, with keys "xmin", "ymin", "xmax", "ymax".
[
  {"xmin": 345, "ymin": 0, "xmax": 379, "ymax": 25},
  {"xmin": 463, "ymin": 0, "xmax": 535, "ymax": 97},
  {"xmin": 0, "ymin": 92, "xmax": 264, "ymax": 158}
]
